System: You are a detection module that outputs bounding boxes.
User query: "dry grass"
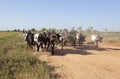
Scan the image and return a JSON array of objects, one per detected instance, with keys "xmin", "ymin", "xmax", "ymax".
[
  {"xmin": 83, "ymin": 32, "xmax": 120, "ymax": 44},
  {"xmin": 0, "ymin": 31, "xmax": 56, "ymax": 79}
]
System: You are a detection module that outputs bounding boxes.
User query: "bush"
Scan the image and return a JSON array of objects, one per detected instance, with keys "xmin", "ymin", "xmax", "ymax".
[
  {"xmin": 0, "ymin": 32, "xmax": 52, "ymax": 79},
  {"xmin": 0, "ymin": 53, "xmax": 49, "ymax": 79}
]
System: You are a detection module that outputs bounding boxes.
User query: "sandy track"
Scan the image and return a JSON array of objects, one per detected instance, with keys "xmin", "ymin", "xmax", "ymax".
[{"xmin": 37, "ymin": 44, "xmax": 120, "ymax": 79}]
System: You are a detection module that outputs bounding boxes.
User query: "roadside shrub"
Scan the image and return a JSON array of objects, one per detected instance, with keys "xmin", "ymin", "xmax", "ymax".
[{"xmin": 0, "ymin": 32, "xmax": 51, "ymax": 79}]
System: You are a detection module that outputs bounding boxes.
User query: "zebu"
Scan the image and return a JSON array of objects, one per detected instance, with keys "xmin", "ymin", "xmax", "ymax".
[
  {"xmin": 23, "ymin": 30, "xmax": 62, "ymax": 55},
  {"xmin": 24, "ymin": 31, "xmax": 34, "ymax": 48},
  {"xmin": 33, "ymin": 32, "xmax": 52, "ymax": 53},
  {"xmin": 23, "ymin": 31, "xmax": 45, "ymax": 51},
  {"xmin": 34, "ymin": 31, "xmax": 61, "ymax": 55},
  {"xmin": 91, "ymin": 34, "xmax": 103, "ymax": 47},
  {"xmin": 23, "ymin": 29, "xmax": 29, "ymax": 41},
  {"xmin": 76, "ymin": 33, "xmax": 86, "ymax": 47},
  {"xmin": 62, "ymin": 31, "xmax": 77, "ymax": 49},
  {"xmin": 23, "ymin": 32, "xmax": 27, "ymax": 41},
  {"xmin": 46, "ymin": 31, "xmax": 63, "ymax": 54},
  {"xmin": 34, "ymin": 33, "xmax": 46, "ymax": 51}
]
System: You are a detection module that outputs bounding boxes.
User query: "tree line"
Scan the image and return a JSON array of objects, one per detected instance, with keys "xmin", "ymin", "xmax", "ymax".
[{"xmin": 1, "ymin": 27, "xmax": 110, "ymax": 33}]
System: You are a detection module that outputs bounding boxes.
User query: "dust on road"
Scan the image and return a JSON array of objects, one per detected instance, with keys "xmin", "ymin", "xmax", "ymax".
[{"xmin": 37, "ymin": 43, "xmax": 120, "ymax": 79}]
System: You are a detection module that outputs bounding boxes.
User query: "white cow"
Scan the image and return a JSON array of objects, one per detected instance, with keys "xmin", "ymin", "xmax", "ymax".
[
  {"xmin": 91, "ymin": 34, "xmax": 103, "ymax": 47},
  {"xmin": 34, "ymin": 33, "xmax": 39, "ymax": 42},
  {"xmin": 76, "ymin": 33, "xmax": 86, "ymax": 47}
]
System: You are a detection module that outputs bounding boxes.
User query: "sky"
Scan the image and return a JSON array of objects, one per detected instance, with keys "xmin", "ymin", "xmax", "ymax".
[{"xmin": 0, "ymin": 0, "xmax": 120, "ymax": 31}]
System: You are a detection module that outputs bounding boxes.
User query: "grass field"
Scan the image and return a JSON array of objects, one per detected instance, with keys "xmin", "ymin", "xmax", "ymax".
[
  {"xmin": 101, "ymin": 32, "xmax": 120, "ymax": 43},
  {"xmin": 83, "ymin": 31, "xmax": 120, "ymax": 45},
  {"xmin": 0, "ymin": 31, "xmax": 119, "ymax": 79},
  {"xmin": 0, "ymin": 32, "xmax": 56, "ymax": 79}
]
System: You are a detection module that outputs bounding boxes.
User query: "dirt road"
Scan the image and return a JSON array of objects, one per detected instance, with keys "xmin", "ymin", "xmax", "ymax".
[{"xmin": 37, "ymin": 43, "xmax": 120, "ymax": 79}]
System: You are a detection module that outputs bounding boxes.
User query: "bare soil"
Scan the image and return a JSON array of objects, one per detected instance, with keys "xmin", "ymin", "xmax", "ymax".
[{"xmin": 36, "ymin": 43, "xmax": 120, "ymax": 79}]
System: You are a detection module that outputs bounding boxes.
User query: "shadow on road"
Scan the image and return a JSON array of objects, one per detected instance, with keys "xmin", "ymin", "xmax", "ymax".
[
  {"xmin": 54, "ymin": 48, "xmax": 93, "ymax": 56},
  {"xmin": 81, "ymin": 46, "xmax": 120, "ymax": 51},
  {"xmin": 52, "ymin": 45, "xmax": 120, "ymax": 56}
]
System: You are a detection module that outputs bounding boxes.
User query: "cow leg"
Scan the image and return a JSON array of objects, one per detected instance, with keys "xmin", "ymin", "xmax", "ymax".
[
  {"xmin": 73, "ymin": 41, "xmax": 76, "ymax": 49},
  {"xmin": 46, "ymin": 37, "xmax": 50, "ymax": 50},
  {"xmin": 79, "ymin": 40, "xmax": 81, "ymax": 46},
  {"xmin": 51, "ymin": 40, "xmax": 55, "ymax": 55},
  {"xmin": 96, "ymin": 41, "xmax": 98, "ymax": 47},
  {"xmin": 40, "ymin": 43, "xmax": 44, "ymax": 52},
  {"xmin": 44, "ymin": 41, "xmax": 47, "ymax": 49},
  {"xmin": 47, "ymin": 42, "xmax": 50, "ymax": 50},
  {"xmin": 51, "ymin": 44, "xmax": 55, "ymax": 55},
  {"xmin": 61, "ymin": 41, "xmax": 64, "ymax": 50},
  {"xmin": 37, "ymin": 44, "xmax": 40, "ymax": 51}
]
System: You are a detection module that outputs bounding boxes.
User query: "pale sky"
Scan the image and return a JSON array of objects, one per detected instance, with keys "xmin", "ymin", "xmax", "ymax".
[{"xmin": 0, "ymin": 0, "xmax": 120, "ymax": 31}]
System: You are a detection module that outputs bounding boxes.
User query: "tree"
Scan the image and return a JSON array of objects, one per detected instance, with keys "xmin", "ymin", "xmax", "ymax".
[
  {"xmin": 14, "ymin": 29, "xmax": 17, "ymax": 32},
  {"xmin": 17, "ymin": 29, "xmax": 20, "ymax": 31},
  {"xmin": 93, "ymin": 30, "xmax": 98, "ymax": 33},
  {"xmin": 40, "ymin": 27, "xmax": 47, "ymax": 32},
  {"xmin": 31, "ymin": 28, "xmax": 36, "ymax": 32},
  {"xmin": 86, "ymin": 28, "xmax": 91, "ymax": 33}
]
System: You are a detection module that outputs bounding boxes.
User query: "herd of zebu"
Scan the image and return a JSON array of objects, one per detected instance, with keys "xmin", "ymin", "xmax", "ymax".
[{"xmin": 23, "ymin": 30, "xmax": 103, "ymax": 55}]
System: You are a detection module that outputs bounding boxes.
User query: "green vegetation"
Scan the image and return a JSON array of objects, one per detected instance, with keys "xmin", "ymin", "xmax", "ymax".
[
  {"xmin": 31, "ymin": 28, "xmax": 36, "ymax": 32},
  {"xmin": 0, "ymin": 32, "xmax": 56, "ymax": 79},
  {"xmin": 0, "ymin": 30, "xmax": 119, "ymax": 79},
  {"xmin": 40, "ymin": 27, "xmax": 48, "ymax": 32}
]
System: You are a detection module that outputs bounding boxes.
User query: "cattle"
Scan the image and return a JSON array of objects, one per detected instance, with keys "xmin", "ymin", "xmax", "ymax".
[
  {"xmin": 61, "ymin": 31, "xmax": 86, "ymax": 49},
  {"xmin": 91, "ymin": 34, "xmax": 103, "ymax": 47},
  {"xmin": 24, "ymin": 31, "xmax": 34, "ymax": 48},
  {"xmin": 23, "ymin": 30, "xmax": 28, "ymax": 41},
  {"xmin": 23, "ymin": 30, "xmax": 62, "ymax": 55},
  {"xmin": 61, "ymin": 31, "xmax": 77, "ymax": 49},
  {"xmin": 46, "ymin": 31, "xmax": 62, "ymax": 54},
  {"xmin": 76, "ymin": 33, "xmax": 86, "ymax": 47},
  {"xmin": 34, "ymin": 33, "xmax": 45, "ymax": 52}
]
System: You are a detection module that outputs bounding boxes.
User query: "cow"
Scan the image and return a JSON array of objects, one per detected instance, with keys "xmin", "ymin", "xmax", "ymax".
[
  {"xmin": 46, "ymin": 31, "xmax": 61, "ymax": 55},
  {"xmin": 24, "ymin": 31, "xmax": 34, "ymax": 48},
  {"xmin": 91, "ymin": 34, "xmax": 103, "ymax": 47},
  {"xmin": 76, "ymin": 33, "xmax": 86, "ymax": 47},
  {"xmin": 34, "ymin": 33, "xmax": 44, "ymax": 52},
  {"xmin": 23, "ymin": 30, "xmax": 63, "ymax": 55},
  {"xmin": 61, "ymin": 31, "xmax": 77, "ymax": 49}
]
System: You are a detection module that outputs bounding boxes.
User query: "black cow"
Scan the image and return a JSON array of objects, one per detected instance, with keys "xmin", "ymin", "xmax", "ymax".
[
  {"xmin": 25, "ymin": 31, "xmax": 34, "ymax": 48},
  {"xmin": 24, "ymin": 30, "xmax": 62, "ymax": 55}
]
